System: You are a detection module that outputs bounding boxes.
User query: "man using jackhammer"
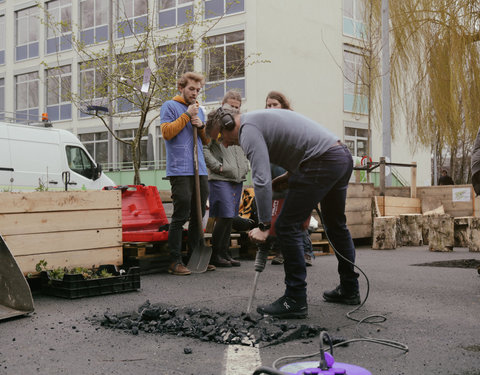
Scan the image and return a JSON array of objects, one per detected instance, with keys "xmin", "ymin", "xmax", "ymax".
[{"xmin": 205, "ymin": 107, "xmax": 360, "ymax": 319}]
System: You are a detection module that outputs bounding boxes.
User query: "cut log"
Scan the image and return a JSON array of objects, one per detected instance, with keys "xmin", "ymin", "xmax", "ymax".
[
  {"xmin": 427, "ymin": 215, "xmax": 454, "ymax": 252},
  {"xmin": 464, "ymin": 217, "xmax": 480, "ymax": 252},
  {"xmin": 372, "ymin": 216, "xmax": 398, "ymax": 250},
  {"xmin": 454, "ymin": 217, "xmax": 469, "ymax": 248},
  {"xmin": 398, "ymin": 214, "xmax": 423, "ymax": 246}
]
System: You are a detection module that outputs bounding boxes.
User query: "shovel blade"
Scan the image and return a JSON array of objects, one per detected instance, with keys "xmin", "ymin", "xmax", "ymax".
[
  {"xmin": 186, "ymin": 244, "xmax": 212, "ymax": 273},
  {"xmin": 0, "ymin": 235, "xmax": 34, "ymax": 321}
]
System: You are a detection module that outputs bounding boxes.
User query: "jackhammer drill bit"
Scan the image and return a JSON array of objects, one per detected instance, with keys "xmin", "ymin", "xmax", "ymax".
[{"xmin": 246, "ymin": 245, "xmax": 270, "ymax": 315}]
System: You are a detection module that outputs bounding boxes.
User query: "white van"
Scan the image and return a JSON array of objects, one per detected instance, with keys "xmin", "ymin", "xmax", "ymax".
[{"xmin": 0, "ymin": 122, "xmax": 115, "ymax": 191}]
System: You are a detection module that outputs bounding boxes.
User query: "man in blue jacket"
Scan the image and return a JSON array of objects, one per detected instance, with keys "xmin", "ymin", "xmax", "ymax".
[{"xmin": 160, "ymin": 72, "xmax": 213, "ymax": 275}]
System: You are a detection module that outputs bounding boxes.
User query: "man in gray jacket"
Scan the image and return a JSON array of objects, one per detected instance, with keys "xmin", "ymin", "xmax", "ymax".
[{"xmin": 206, "ymin": 107, "xmax": 360, "ymax": 319}]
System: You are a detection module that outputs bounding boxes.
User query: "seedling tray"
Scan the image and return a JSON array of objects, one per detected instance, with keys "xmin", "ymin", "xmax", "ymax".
[{"xmin": 40, "ymin": 265, "xmax": 140, "ymax": 299}]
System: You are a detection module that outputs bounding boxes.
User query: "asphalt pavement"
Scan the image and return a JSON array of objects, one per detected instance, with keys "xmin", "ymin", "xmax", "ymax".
[{"xmin": 1, "ymin": 245, "xmax": 479, "ymax": 375}]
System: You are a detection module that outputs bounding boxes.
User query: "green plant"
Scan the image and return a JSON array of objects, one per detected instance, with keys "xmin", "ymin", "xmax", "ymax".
[{"xmin": 33, "ymin": 260, "xmax": 113, "ymax": 280}]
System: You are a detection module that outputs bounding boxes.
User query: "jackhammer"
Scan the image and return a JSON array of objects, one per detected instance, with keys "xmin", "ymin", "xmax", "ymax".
[{"xmin": 246, "ymin": 244, "xmax": 270, "ymax": 315}]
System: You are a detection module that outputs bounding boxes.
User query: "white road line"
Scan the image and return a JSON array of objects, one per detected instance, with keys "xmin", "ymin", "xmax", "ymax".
[{"xmin": 224, "ymin": 345, "xmax": 262, "ymax": 375}]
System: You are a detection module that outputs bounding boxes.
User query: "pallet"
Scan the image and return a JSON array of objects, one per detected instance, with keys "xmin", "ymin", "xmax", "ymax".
[
  {"xmin": 122, "ymin": 241, "xmax": 170, "ymax": 274},
  {"xmin": 310, "ymin": 228, "xmax": 334, "ymax": 256}
]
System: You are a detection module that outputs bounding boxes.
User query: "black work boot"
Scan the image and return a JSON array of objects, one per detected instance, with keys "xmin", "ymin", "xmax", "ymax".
[
  {"xmin": 257, "ymin": 296, "xmax": 308, "ymax": 319},
  {"xmin": 323, "ymin": 285, "xmax": 360, "ymax": 305},
  {"xmin": 224, "ymin": 250, "xmax": 241, "ymax": 267},
  {"xmin": 210, "ymin": 251, "xmax": 232, "ymax": 267}
]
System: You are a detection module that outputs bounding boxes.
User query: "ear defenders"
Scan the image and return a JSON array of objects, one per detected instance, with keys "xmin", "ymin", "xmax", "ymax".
[{"xmin": 216, "ymin": 107, "xmax": 236, "ymax": 131}]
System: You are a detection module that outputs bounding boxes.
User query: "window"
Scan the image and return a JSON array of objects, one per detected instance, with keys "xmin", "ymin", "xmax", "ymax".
[
  {"xmin": 117, "ymin": 51, "xmax": 147, "ymax": 112},
  {"xmin": 204, "ymin": 0, "xmax": 244, "ymax": 19},
  {"xmin": 79, "ymin": 132, "xmax": 108, "ymax": 167},
  {"xmin": 204, "ymin": 31, "xmax": 244, "ymax": 103},
  {"xmin": 46, "ymin": 0, "xmax": 72, "ymax": 54},
  {"xmin": 15, "ymin": 72, "xmax": 39, "ymax": 123},
  {"xmin": 343, "ymin": 50, "xmax": 368, "ymax": 114},
  {"xmin": 118, "ymin": 0, "xmax": 148, "ymax": 37},
  {"xmin": 66, "ymin": 145, "xmax": 95, "ymax": 179},
  {"xmin": 0, "ymin": 15, "xmax": 5, "ymax": 64},
  {"xmin": 0, "ymin": 78, "xmax": 4, "ymax": 121},
  {"xmin": 80, "ymin": 0, "xmax": 108, "ymax": 45},
  {"xmin": 46, "ymin": 65, "xmax": 72, "ymax": 121},
  {"xmin": 158, "ymin": 0, "xmax": 193, "ymax": 29},
  {"xmin": 79, "ymin": 60, "xmax": 108, "ymax": 117},
  {"xmin": 16, "ymin": 6, "xmax": 40, "ymax": 61},
  {"xmin": 343, "ymin": 0, "xmax": 365, "ymax": 39},
  {"xmin": 344, "ymin": 123, "xmax": 368, "ymax": 157},
  {"xmin": 158, "ymin": 41, "xmax": 194, "ymax": 79},
  {"xmin": 117, "ymin": 128, "xmax": 148, "ymax": 170}
]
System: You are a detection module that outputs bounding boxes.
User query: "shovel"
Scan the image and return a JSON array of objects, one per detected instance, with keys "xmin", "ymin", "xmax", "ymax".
[
  {"xmin": 186, "ymin": 126, "xmax": 212, "ymax": 273},
  {"xmin": 0, "ymin": 235, "xmax": 34, "ymax": 321}
]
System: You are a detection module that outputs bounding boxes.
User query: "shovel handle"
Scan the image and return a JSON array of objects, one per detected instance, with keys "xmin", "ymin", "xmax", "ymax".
[{"xmin": 193, "ymin": 127, "xmax": 203, "ymax": 239}]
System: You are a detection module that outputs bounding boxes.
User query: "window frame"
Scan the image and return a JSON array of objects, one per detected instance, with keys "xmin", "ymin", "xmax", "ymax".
[
  {"xmin": 203, "ymin": 30, "xmax": 245, "ymax": 103},
  {"xmin": 158, "ymin": 0, "xmax": 194, "ymax": 30},
  {"xmin": 15, "ymin": 72, "xmax": 39, "ymax": 124},
  {"xmin": 343, "ymin": 49, "xmax": 368, "ymax": 115},
  {"xmin": 15, "ymin": 6, "xmax": 40, "ymax": 61},
  {"xmin": 45, "ymin": 0, "xmax": 73, "ymax": 54},
  {"xmin": 46, "ymin": 65, "xmax": 72, "ymax": 121},
  {"xmin": 80, "ymin": 0, "xmax": 109, "ymax": 45},
  {"xmin": 116, "ymin": 128, "xmax": 149, "ymax": 170},
  {"xmin": 79, "ymin": 131, "xmax": 108, "ymax": 167},
  {"xmin": 0, "ymin": 15, "xmax": 5, "ymax": 65},
  {"xmin": 117, "ymin": 0, "xmax": 148, "ymax": 37},
  {"xmin": 204, "ymin": 0, "xmax": 245, "ymax": 19}
]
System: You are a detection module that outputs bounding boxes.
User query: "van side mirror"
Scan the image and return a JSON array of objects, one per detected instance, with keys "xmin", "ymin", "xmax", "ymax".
[{"xmin": 93, "ymin": 164, "xmax": 102, "ymax": 181}]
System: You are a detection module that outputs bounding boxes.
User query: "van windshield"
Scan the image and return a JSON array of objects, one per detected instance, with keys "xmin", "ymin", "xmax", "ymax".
[{"xmin": 66, "ymin": 146, "xmax": 95, "ymax": 179}]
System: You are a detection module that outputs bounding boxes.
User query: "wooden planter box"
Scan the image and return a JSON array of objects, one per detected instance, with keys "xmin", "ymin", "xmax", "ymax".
[{"xmin": 0, "ymin": 191, "xmax": 122, "ymax": 275}]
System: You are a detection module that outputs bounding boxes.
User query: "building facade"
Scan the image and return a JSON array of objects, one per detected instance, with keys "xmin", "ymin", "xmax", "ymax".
[{"xmin": 0, "ymin": 0, "xmax": 432, "ymax": 188}]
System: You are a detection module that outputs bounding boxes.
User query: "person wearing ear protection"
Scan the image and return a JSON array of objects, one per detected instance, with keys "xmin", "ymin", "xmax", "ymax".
[
  {"xmin": 206, "ymin": 107, "xmax": 360, "ymax": 319},
  {"xmin": 202, "ymin": 91, "xmax": 249, "ymax": 267}
]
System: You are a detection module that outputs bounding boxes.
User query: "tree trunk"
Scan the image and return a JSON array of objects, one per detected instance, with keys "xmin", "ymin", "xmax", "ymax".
[
  {"xmin": 465, "ymin": 217, "xmax": 480, "ymax": 252},
  {"xmin": 398, "ymin": 214, "xmax": 423, "ymax": 246},
  {"xmin": 454, "ymin": 217, "xmax": 469, "ymax": 248},
  {"xmin": 372, "ymin": 216, "xmax": 398, "ymax": 250},
  {"xmin": 427, "ymin": 214, "xmax": 454, "ymax": 252}
]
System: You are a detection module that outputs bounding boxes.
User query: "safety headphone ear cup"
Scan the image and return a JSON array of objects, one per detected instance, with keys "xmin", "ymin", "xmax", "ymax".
[{"xmin": 217, "ymin": 107, "xmax": 235, "ymax": 131}]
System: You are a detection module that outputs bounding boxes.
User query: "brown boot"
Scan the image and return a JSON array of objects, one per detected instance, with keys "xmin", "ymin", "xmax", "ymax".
[
  {"xmin": 168, "ymin": 262, "xmax": 191, "ymax": 276},
  {"xmin": 211, "ymin": 253, "xmax": 232, "ymax": 267}
]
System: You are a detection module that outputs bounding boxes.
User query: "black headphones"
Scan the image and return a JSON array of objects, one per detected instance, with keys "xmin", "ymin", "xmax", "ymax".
[{"xmin": 216, "ymin": 107, "xmax": 236, "ymax": 131}]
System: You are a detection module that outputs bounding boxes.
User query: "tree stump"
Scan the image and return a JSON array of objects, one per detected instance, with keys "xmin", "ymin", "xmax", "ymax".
[
  {"xmin": 427, "ymin": 215, "xmax": 454, "ymax": 252},
  {"xmin": 465, "ymin": 217, "xmax": 480, "ymax": 252},
  {"xmin": 454, "ymin": 217, "xmax": 469, "ymax": 248},
  {"xmin": 372, "ymin": 216, "xmax": 398, "ymax": 250},
  {"xmin": 398, "ymin": 214, "xmax": 423, "ymax": 246}
]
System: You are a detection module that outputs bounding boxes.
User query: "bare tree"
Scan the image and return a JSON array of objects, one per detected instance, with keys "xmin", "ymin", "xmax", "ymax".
[{"xmin": 40, "ymin": 0, "xmax": 266, "ymax": 184}]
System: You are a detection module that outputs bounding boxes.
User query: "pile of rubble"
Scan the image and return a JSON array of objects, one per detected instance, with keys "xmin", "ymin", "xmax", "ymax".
[{"xmin": 100, "ymin": 300, "xmax": 325, "ymax": 347}]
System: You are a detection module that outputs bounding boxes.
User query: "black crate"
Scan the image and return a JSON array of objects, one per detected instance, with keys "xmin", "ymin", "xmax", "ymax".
[{"xmin": 40, "ymin": 265, "xmax": 140, "ymax": 299}]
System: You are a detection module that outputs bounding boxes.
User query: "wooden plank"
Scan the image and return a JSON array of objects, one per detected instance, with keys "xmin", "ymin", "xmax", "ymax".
[
  {"xmin": 4, "ymin": 228, "xmax": 122, "ymax": 256},
  {"xmin": 0, "ymin": 209, "xmax": 121, "ymax": 236},
  {"xmin": 0, "ymin": 191, "xmax": 121, "ymax": 213},
  {"xmin": 347, "ymin": 183, "xmax": 375, "ymax": 198},
  {"xmin": 348, "ymin": 223, "xmax": 372, "ymax": 239},
  {"xmin": 383, "ymin": 196, "xmax": 421, "ymax": 216},
  {"xmin": 15, "ymin": 247, "xmax": 122, "ymax": 275},
  {"xmin": 346, "ymin": 210, "xmax": 372, "ymax": 225},
  {"xmin": 158, "ymin": 190, "xmax": 173, "ymax": 203},
  {"xmin": 345, "ymin": 197, "xmax": 372, "ymax": 212},
  {"xmin": 375, "ymin": 196, "xmax": 385, "ymax": 216}
]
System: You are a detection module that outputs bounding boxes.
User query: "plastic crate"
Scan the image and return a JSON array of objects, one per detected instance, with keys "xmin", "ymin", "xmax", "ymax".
[
  {"xmin": 107, "ymin": 185, "xmax": 169, "ymax": 242},
  {"xmin": 40, "ymin": 265, "xmax": 140, "ymax": 299}
]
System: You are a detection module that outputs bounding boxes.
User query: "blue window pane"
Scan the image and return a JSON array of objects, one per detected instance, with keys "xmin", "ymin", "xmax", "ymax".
[
  {"xmin": 178, "ymin": 5, "xmax": 193, "ymax": 25},
  {"xmin": 81, "ymin": 29, "xmax": 95, "ymax": 45},
  {"xmin": 16, "ymin": 45, "xmax": 28, "ymax": 61},
  {"xmin": 0, "ymin": 50, "xmax": 4, "ymax": 65},
  {"xmin": 47, "ymin": 105, "xmax": 60, "ymax": 121},
  {"xmin": 226, "ymin": 79, "xmax": 245, "ymax": 96},
  {"xmin": 158, "ymin": 10, "xmax": 175, "ymax": 29},
  {"xmin": 226, "ymin": 0, "xmax": 244, "ymax": 14},
  {"xmin": 117, "ymin": 97, "xmax": 133, "ymax": 112},
  {"xmin": 16, "ymin": 110, "xmax": 28, "ymax": 122},
  {"xmin": 205, "ymin": 83, "xmax": 224, "ymax": 103},
  {"xmin": 343, "ymin": 18, "xmax": 354, "ymax": 36},
  {"xmin": 118, "ymin": 20, "xmax": 133, "ymax": 37},
  {"xmin": 344, "ymin": 94, "xmax": 354, "ymax": 112},
  {"xmin": 135, "ymin": 16, "xmax": 147, "ymax": 34},
  {"xmin": 29, "ymin": 109, "xmax": 39, "ymax": 122},
  {"xmin": 96, "ymin": 25, "xmax": 108, "ymax": 43},
  {"xmin": 205, "ymin": 0, "xmax": 222, "ymax": 19},
  {"xmin": 47, "ymin": 38, "xmax": 58, "ymax": 54},
  {"xmin": 60, "ymin": 34, "xmax": 72, "ymax": 51},
  {"xmin": 29, "ymin": 42, "xmax": 39, "ymax": 58},
  {"xmin": 60, "ymin": 104, "xmax": 72, "ymax": 120}
]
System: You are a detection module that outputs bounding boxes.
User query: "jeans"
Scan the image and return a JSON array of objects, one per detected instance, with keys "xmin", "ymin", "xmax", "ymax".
[
  {"xmin": 168, "ymin": 175, "xmax": 209, "ymax": 263},
  {"xmin": 275, "ymin": 144, "xmax": 359, "ymax": 299}
]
